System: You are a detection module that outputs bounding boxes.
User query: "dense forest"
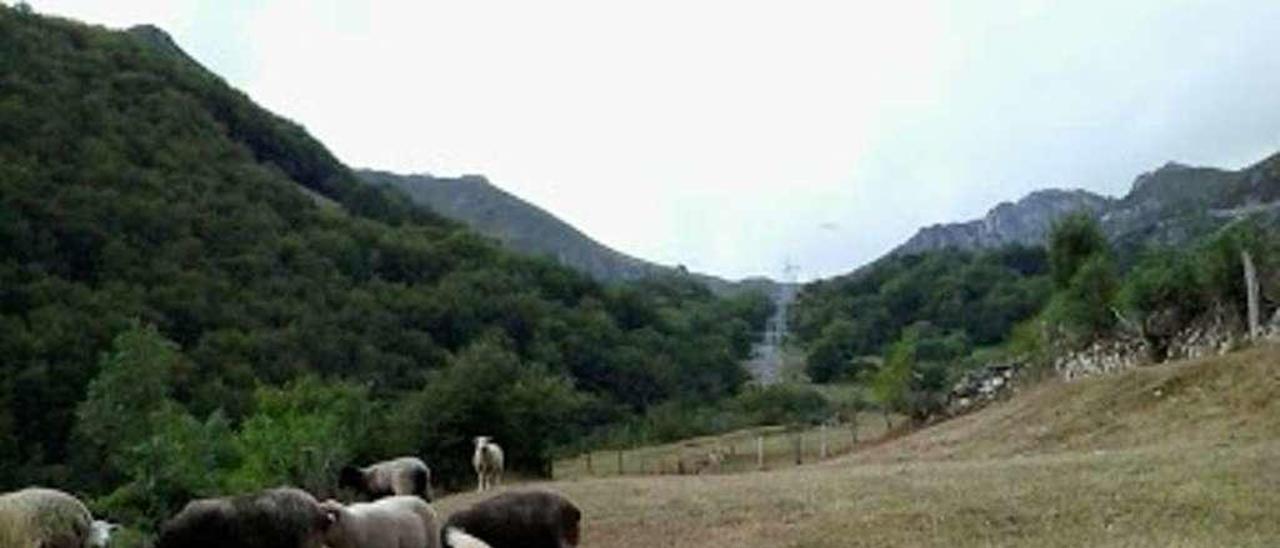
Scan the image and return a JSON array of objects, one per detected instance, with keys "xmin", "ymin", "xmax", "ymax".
[
  {"xmin": 0, "ymin": 5, "xmax": 774, "ymax": 534},
  {"xmin": 791, "ymin": 211, "xmax": 1280, "ymax": 420},
  {"xmin": 791, "ymin": 245, "xmax": 1052, "ymax": 382}
]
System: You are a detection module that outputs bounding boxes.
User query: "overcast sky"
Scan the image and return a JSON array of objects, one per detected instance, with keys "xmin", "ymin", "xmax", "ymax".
[{"xmin": 34, "ymin": 0, "xmax": 1280, "ymax": 280}]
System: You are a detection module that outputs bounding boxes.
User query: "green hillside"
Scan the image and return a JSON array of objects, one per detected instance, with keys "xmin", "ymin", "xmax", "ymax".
[{"xmin": 0, "ymin": 5, "xmax": 772, "ymax": 529}]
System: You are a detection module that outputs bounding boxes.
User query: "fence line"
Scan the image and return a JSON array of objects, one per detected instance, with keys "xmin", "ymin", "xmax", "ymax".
[{"xmin": 557, "ymin": 420, "xmax": 873, "ymax": 479}]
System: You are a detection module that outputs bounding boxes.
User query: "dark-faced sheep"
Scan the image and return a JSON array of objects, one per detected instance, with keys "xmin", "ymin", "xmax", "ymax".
[
  {"xmin": 0, "ymin": 487, "xmax": 117, "ymax": 548},
  {"xmin": 319, "ymin": 495, "xmax": 441, "ymax": 548},
  {"xmin": 441, "ymin": 490, "xmax": 581, "ymax": 548},
  {"xmin": 340, "ymin": 456, "xmax": 433, "ymax": 501},
  {"xmin": 155, "ymin": 487, "xmax": 331, "ymax": 548},
  {"xmin": 471, "ymin": 437, "xmax": 504, "ymax": 492}
]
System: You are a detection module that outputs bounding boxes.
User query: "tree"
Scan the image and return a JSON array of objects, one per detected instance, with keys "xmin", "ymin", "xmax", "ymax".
[
  {"xmin": 871, "ymin": 331, "xmax": 915, "ymax": 428},
  {"xmin": 392, "ymin": 336, "xmax": 589, "ymax": 488},
  {"xmin": 73, "ymin": 323, "xmax": 186, "ymax": 486},
  {"xmin": 228, "ymin": 377, "xmax": 374, "ymax": 496},
  {"xmin": 805, "ymin": 318, "xmax": 859, "ymax": 383},
  {"xmin": 1049, "ymin": 213, "xmax": 1109, "ymax": 289}
]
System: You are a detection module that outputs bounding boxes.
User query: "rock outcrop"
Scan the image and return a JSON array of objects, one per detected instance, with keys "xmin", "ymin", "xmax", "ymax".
[{"xmin": 890, "ymin": 155, "xmax": 1280, "ymax": 259}]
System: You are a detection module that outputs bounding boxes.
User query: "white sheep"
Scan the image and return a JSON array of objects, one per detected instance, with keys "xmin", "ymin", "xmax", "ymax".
[
  {"xmin": 319, "ymin": 495, "xmax": 441, "ymax": 548},
  {"xmin": 340, "ymin": 456, "xmax": 433, "ymax": 501},
  {"xmin": 0, "ymin": 487, "xmax": 118, "ymax": 548},
  {"xmin": 472, "ymin": 437, "xmax": 505, "ymax": 492}
]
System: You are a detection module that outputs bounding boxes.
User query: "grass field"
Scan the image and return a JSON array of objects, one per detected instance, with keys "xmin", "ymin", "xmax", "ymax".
[{"xmin": 436, "ymin": 343, "xmax": 1280, "ymax": 547}]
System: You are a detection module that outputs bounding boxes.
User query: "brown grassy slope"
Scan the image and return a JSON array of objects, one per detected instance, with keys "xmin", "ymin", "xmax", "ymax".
[
  {"xmin": 435, "ymin": 345, "xmax": 1280, "ymax": 547},
  {"xmin": 845, "ymin": 343, "xmax": 1279, "ymax": 465}
]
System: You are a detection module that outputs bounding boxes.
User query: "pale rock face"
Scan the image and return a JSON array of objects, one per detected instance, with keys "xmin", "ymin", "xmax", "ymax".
[{"xmin": 890, "ymin": 154, "xmax": 1280, "ymax": 259}]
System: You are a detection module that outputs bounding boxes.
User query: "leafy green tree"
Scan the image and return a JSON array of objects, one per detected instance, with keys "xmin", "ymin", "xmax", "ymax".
[
  {"xmin": 392, "ymin": 336, "xmax": 589, "ymax": 488},
  {"xmin": 731, "ymin": 383, "xmax": 832, "ymax": 425},
  {"xmin": 1049, "ymin": 213, "xmax": 1110, "ymax": 289},
  {"xmin": 73, "ymin": 323, "xmax": 187, "ymax": 487},
  {"xmin": 96, "ymin": 405, "xmax": 237, "ymax": 530},
  {"xmin": 805, "ymin": 318, "xmax": 860, "ymax": 383},
  {"xmin": 228, "ymin": 377, "xmax": 375, "ymax": 496},
  {"xmin": 871, "ymin": 330, "xmax": 915, "ymax": 425},
  {"xmin": 1044, "ymin": 253, "xmax": 1119, "ymax": 343}
]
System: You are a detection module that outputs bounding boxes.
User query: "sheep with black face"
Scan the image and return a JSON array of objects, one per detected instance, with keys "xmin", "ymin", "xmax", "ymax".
[
  {"xmin": 441, "ymin": 490, "xmax": 581, "ymax": 548},
  {"xmin": 155, "ymin": 487, "xmax": 331, "ymax": 548},
  {"xmin": 340, "ymin": 456, "xmax": 433, "ymax": 501}
]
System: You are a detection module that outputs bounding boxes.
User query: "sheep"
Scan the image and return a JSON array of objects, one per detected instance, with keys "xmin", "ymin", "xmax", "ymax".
[
  {"xmin": 318, "ymin": 495, "xmax": 441, "ymax": 548},
  {"xmin": 0, "ymin": 487, "xmax": 116, "ymax": 548},
  {"xmin": 155, "ymin": 487, "xmax": 331, "ymax": 548},
  {"xmin": 471, "ymin": 437, "xmax": 504, "ymax": 492},
  {"xmin": 340, "ymin": 456, "xmax": 433, "ymax": 501},
  {"xmin": 88, "ymin": 520, "xmax": 119, "ymax": 548},
  {"xmin": 441, "ymin": 490, "xmax": 581, "ymax": 548}
]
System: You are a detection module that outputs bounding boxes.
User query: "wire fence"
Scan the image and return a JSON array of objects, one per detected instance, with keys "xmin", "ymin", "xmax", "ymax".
[{"xmin": 553, "ymin": 412, "xmax": 902, "ymax": 480}]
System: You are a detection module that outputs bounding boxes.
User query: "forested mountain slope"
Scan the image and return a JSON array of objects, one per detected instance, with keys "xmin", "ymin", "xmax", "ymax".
[
  {"xmin": 0, "ymin": 5, "xmax": 771, "ymax": 527},
  {"xmin": 357, "ymin": 169, "xmax": 742, "ymax": 292}
]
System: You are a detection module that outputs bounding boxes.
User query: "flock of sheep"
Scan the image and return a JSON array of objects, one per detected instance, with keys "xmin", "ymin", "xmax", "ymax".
[{"xmin": 0, "ymin": 437, "xmax": 583, "ymax": 548}]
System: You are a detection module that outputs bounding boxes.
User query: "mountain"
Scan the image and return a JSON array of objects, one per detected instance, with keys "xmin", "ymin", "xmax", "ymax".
[
  {"xmin": 893, "ymin": 189, "xmax": 1114, "ymax": 256},
  {"xmin": 889, "ymin": 154, "xmax": 1280, "ymax": 259},
  {"xmin": 357, "ymin": 170, "xmax": 745, "ymax": 293},
  {"xmin": 0, "ymin": 6, "xmax": 770, "ymax": 499}
]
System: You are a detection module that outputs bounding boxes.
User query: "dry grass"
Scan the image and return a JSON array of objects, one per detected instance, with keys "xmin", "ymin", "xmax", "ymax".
[{"xmin": 435, "ymin": 345, "xmax": 1280, "ymax": 547}]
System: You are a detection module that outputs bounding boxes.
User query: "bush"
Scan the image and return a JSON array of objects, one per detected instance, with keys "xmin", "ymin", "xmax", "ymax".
[
  {"xmin": 1049, "ymin": 213, "xmax": 1109, "ymax": 289},
  {"xmin": 731, "ymin": 384, "xmax": 832, "ymax": 426},
  {"xmin": 227, "ymin": 377, "xmax": 375, "ymax": 496},
  {"xmin": 391, "ymin": 336, "xmax": 590, "ymax": 487}
]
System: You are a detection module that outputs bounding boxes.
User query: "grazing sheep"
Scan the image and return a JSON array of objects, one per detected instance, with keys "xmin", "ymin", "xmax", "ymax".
[
  {"xmin": 0, "ymin": 487, "xmax": 115, "ymax": 548},
  {"xmin": 340, "ymin": 456, "xmax": 433, "ymax": 501},
  {"xmin": 441, "ymin": 490, "xmax": 581, "ymax": 548},
  {"xmin": 471, "ymin": 437, "xmax": 504, "ymax": 492},
  {"xmin": 319, "ymin": 495, "xmax": 441, "ymax": 548},
  {"xmin": 88, "ymin": 520, "xmax": 119, "ymax": 548},
  {"xmin": 155, "ymin": 487, "xmax": 331, "ymax": 548}
]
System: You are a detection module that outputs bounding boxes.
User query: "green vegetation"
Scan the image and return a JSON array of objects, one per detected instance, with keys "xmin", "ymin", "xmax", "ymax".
[
  {"xmin": 793, "ymin": 211, "xmax": 1280, "ymax": 422},
  {"xmin": 0, "ymin": 5, "xmax": 774, "ymax": 534}
]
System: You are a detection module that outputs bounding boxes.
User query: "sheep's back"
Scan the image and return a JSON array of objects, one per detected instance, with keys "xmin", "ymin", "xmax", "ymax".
[{"xmin": 0, "ymin": 488, "xmax": 93, "ymax": 548}]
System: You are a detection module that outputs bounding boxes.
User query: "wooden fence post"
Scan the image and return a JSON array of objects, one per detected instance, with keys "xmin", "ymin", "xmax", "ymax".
[
  {"xmin": 586, "ymin": 452, "xmax": 593, "ymax": 476},
  {"xmin": 820, "ymin": 424, "xmax": 828, "ymax": 459},
  {"xmin": 756, "ymin": 436, "xmax": 764, "ymax": 470},
  {"xmin": 793, "ymin": 433, "xmax": 803, "ymax": 465},
  {"xmin": 1244, "ymin": 250, "xmax": 1261, "ymax": 338},
  {"xmin": 617, "ymin": 450, "xmax": 624, "ymax": 476}
]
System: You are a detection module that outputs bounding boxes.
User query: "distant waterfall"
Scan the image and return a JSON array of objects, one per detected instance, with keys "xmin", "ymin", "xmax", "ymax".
[{"xmin": 745, "ymin": 283, "xmax": 797, "ymax": 384}]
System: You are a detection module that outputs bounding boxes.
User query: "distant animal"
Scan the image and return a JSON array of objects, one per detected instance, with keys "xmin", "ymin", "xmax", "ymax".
[
  {"xmin": 340, "ymin": 456, "xmax": 433, "ymax": 501},
  {"xmin": 441, "ymin": 490, "xmax": 581, "ymax": 548},
  {"xmin": 0, "ymin": 487, "xmax": 117, "ymax": 548},
  {"xmin": 319, "ymin": 495, "xmax": 441, "ymax": 548},
  {"xmin": 472, "ymin": 437, "xmax": 504, "ymax": 492},
  {"xmin": 155, "ymin": 487, "xmax": 332, "ymax": 548},
  {"xmin": 693, "ymin": 449, "xmax": 725, "ymax": 474}
]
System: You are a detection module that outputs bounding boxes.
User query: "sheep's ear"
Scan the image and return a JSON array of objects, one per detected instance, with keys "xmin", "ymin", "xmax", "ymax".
[
  {"xmin": 339, "ymin": 465, "xmax": 363, "ymax": 487},
  {"xmin": 319, "ymin": 502, "xmax": 341, "ymax": 526}
]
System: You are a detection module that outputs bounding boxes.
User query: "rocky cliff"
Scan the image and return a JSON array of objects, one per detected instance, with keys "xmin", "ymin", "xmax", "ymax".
[{"xmin": 890, "ymin": 154, "xmax": 1280, "ymax": 258}]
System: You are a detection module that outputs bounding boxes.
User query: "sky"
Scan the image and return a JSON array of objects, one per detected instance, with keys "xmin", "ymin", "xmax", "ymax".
[{"xmin": 32, "ymin": 0, "xmax": 1280, "ymax": 281}]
